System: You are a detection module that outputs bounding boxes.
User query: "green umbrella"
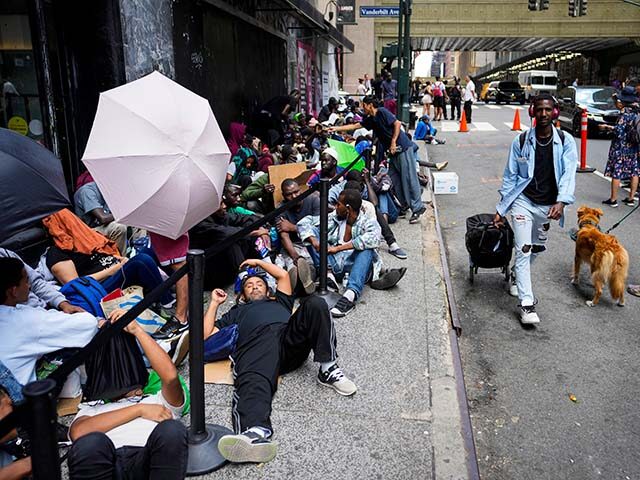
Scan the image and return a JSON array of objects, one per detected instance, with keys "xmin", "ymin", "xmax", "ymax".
[{"xmin": 328, "ymin": 139, "xmax": 365, "ymax": 172}]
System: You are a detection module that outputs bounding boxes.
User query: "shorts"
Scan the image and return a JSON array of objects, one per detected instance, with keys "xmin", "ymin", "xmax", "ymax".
[
  {"xmin": 421, "ymin": 94, "xmax": 432, "ymax": 104},
  {"xmin": 149, "ymin": 232, "xmax": 189, "ymax": 266},
  {"xmin": 433, "ymin": 96, "xmax": 444, "ymax": 108}
]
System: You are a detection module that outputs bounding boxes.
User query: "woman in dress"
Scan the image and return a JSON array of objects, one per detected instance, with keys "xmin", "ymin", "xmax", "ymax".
[
  {"xmin": 421, "ymin": 81, "xmax": 433, "ymax": 117},
  {"xmin": 601, "ymin": 86, "xmax": 640, "ymax": 207}
]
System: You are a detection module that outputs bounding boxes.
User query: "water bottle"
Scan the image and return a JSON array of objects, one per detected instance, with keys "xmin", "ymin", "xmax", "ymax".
[{"xmin": 342, "ymin": 272, "xmax": 350, "ymax": 290}]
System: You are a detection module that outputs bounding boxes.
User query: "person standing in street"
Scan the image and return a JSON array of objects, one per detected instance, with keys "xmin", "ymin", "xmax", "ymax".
[
  {"xmin": 363, "ymin": 73, "xmax": 372, "ymax": 93},
  {"xmin": 330, "ymin": 95, "xmax": 426, "ymax": 224},
  {"xmin": 494, "ymin": 94, "xmax": 577, "ymax": 325},
  {"xmin": 381, "ymin": 73, "xmax": 398, "ymax": 116},
  {"xmin": 449, "ymin": 78, "xmax": 462, "ymax": 121},
  {"xmin": 356, "ymin": 78, "xmax": 368, "ymax": 100},
  {"xmin": 432, "ymin": 76, "xmax": 445, "ymax": 121},
  {"xmin": 463, "ymin": 75, "xmax": 476, "ymax": 123}
]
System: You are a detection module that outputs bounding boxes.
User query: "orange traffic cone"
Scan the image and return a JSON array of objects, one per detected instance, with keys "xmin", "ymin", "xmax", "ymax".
[
  {"xmin": 511, "ymin": 109, "xmax": 522, "ymax": 131},
  {"xmin": 459, "ymin": 111, "xmax": 469, "ymax": 132}
]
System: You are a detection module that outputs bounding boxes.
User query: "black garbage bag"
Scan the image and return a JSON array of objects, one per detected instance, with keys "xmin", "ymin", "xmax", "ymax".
[{"xmin": 83, "ymin": 325, "xmax": 149, "ymax": 401}]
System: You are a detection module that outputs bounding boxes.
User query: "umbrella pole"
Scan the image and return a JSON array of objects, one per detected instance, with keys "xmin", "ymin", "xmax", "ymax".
[
  {"xmin": 316, "ymin": 178, "xmax": 341, "ymax": 308},
  {"xmin": 185, "ymin": 250, "xmax": 232, "ymax": 475}
]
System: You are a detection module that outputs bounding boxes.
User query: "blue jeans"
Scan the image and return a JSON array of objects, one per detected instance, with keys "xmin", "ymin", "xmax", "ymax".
[
  {"xmin": 0, "ymin": 359, "xmax": 23, "ymax": 403},
  {"xmin": 377, "ymin": 192, "xmax": 399, "ymax": 224},
  {"xmin": 101, "ymin": 253, "xmax": 173, "ymax": 306},
  {"xmin": 308, "ymin": 241, "xmax": 374, "ymax": 300},
  {"xmin": 389, "ymin": 149, "xmax": 423, "ymax": 212},
  {"xmin": 510, "ymin": 195, "xmax": 551, "ymax": 307}
]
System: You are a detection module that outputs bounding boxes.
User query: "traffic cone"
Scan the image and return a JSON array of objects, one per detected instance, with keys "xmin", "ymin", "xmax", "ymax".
[
  {"xmin": 459, "ymin": 111, "xmax": 469, "ymax": 132},
  {"xmin": 511, "ymin": 109, "xmax": 522, "ymax": 131}
]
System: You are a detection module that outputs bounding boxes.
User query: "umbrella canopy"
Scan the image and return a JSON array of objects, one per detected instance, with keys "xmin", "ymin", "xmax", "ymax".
[
  {"xmin": 327, "ymin": 139, "xmax": 365, "ymax": 172},
  {"xmin": 0, "ymin": 128, "xmax": 70, "ymax": 242},
  {"xmin": 82, "ymin": 71, "xmax": 230, "ymax": 240}
]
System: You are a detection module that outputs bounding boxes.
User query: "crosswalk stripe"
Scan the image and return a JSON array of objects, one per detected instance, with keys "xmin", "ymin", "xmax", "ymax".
[
  {"xmin": 441, "ymin": 121, "xmax": 460, "ymax": 132},
  {"xmin": 503, "ymin": 122, "xmax": 530, "ymax": 130},
  {"xmin": 506, "ymin": 105, "xmax": 524, "ymax": 110},
  {"xmin": 471, "ymin": 122, "xmax": 498, "ymax": 131},
  {"xmin": 485, "ymin": 105, "xmax": 501, "ymax": 110},
  {"xmin": 471, "ymin": 106, "xmax": 479, "ymax": 110}
]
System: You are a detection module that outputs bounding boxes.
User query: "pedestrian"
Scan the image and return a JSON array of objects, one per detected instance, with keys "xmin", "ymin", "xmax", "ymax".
[
  {"xmin": 572, "ymin": 78, "xmax": 579, "ymax": 87},
  {"xmin": 356, "ymin": 78, "xmax": 368, "ymax": 99},
  {"xmin": 449, "ymin": 79, "xmax": 462, "ymax": 121},
  {"xmin": 442, "ymin": 80, "xmax": 450, "ymax": 120},
  {"xmin": 210, "ymin": 259, "xmax": 357, "ymax": 463},
  {"xmin": 432, "ymin": 76, "xmax": 445, "ymax": 121},
  {"xmin": 421, "ymin": 81, "xmax": 433, "ymax": 117},
  {"xmin": 363, "ymin": 73, "xmax": 372, "ymax": 93},
  {"xmin": 372, "ymin": 73, "xmax": 383, "ymax": 101},
  {"xmin": 330, "ymin": 95, "xmax": 426, "ymax": 224},
  {"xmin": 601, "ymin": 86, "xmax": 640, "ymax": 207},
  {"xmin": 381, "ymin": 73, "xmax": 398, "ymax": 116},
  {"xmin": 494, "ymin": 94, "xmax": 578, "ymax": 324},
  {"xmin": 463, "ymin": 75, "xmax": 476, "ymax": 123}
]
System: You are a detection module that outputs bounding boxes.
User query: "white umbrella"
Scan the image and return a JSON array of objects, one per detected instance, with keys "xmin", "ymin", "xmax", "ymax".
[{"xmin": 82, "ymin": 71, "xmax": 229, "ymax": 240}]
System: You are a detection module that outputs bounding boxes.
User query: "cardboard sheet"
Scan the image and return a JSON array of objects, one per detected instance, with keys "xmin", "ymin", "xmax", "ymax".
[
  {"xmin": 57, "ymin": 395, "xmax": 82, "ymax": 417},
  {"xmin": 204, "ymin": 360, "xmax": 234, "ymax": 385}
]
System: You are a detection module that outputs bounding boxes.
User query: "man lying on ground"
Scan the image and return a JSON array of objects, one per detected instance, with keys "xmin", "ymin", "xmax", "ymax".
[
  {"xmin": 0, "ymin": 248, "xmax": 84, "ymax": 314},
  {"xmin": 0, "ymin": 257, "xmax": 98, "ymax": 385},
  {"xmin": 205, "ymin": 259, "xmax": 356, "ymax": 464},
  {"xmin": 67, "ymin": 308, "xmax": 187, "ymax": 479}
]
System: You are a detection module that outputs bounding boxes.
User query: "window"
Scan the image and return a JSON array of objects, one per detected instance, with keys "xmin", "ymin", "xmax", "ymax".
[
  {"xmin": 544, "ymin": 77, "xmax": 557, "ymax": 86},
  {"xmin": 0, "ymin": 5, "xmax": 44, "ymax": 142}
]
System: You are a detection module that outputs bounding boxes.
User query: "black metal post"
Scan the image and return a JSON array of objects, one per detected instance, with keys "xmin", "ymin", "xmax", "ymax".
[
  {"xmin": 185, "ymin": 249, "xmax": 232, "ymax": 476},
  {"xmin": 23, "ymin": 379, "xmax": 61, "ymax": 480},
  {"xmin": 316, "ymin": 179, "xmax": 341, "ymax": 308}
]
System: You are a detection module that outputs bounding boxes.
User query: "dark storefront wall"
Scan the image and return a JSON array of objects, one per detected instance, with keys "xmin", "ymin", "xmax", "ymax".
[{"xmin": 173, "ymin": 0, "xmax": 287, "ymax": 136}]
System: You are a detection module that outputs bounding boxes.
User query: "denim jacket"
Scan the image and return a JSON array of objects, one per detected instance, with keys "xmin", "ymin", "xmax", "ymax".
[
  {"xmin": 297, "ymin": 212, "xmax": 384, "ymax": 280},
  {"xmin": 496, "ymin": 127, "xmax": 577, "ymax": 227},
  {"xmin": 0, "ymin": 360, "xmax": 23, "ymax": 403}
]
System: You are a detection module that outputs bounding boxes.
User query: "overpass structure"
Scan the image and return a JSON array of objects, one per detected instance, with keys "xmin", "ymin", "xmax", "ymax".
[{"xmin": 374, "ymin": 0, "xmax": 640, "ymax": 54}]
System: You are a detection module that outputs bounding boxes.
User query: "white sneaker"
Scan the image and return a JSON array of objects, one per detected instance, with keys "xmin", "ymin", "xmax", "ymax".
[
  {"xmin": 317, "ymin": 364, "xmax": 357, "ymax": 396},
  {"xmin": 520, "ymin": 305, "xmax": 540, "ymax": 325},
  {"xmin": 509, "ymin": 275, "xmax": 518, "ymax": 297}
]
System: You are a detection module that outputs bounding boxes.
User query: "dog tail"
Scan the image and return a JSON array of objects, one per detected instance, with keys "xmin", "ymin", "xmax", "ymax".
[{"xmin": 610, "ymin": 249, "xmax": 629, "ymax": 303}]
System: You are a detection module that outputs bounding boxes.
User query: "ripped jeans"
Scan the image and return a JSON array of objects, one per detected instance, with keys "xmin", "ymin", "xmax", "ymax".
[{"xmin": 510, "ymin": 195, "xmax": 551, "ymax": 307}]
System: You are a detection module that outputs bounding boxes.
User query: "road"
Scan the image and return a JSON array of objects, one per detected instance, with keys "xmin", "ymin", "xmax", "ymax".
[{"xmin": 427, "ymin": 103, "xmax": 640, "ymax": 480}]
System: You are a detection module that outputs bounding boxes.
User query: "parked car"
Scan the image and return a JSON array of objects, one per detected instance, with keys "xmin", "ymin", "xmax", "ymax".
[
  {"xmin": 482, "ymin": 81, "xmax": 525, "ymax": 104},
  {"xmin": 557, "ymin": 86, "xmax": 620, "ymax": 137}
]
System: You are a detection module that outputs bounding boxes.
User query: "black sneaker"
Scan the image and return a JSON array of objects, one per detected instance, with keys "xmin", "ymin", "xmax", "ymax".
[
  {"xmin": 218, "ymin": 431, "xmax": 277, "ymax": 463},
  {"xmin": 326, "ymin": 271, "xmax": 340, "ymax": 292},
  {"xmin": 317, "ymin": 364, "xmax": 357, "ymax": 396},
  {"xmin": 330, "ymin": 296, "xmax": 355, "ymax": 318},
  {"xmin": 152, "ymin": 316, "xmax": 188, "ymax": 340},
  {"xmin": 169, "ymin": 331, "xmax": 190, "ymax": 367},
  {"xmin": 409, "ymin": 207, "xmax": 427, "ymax": 224},
  {"xmin": 370, "ymin": 267, "xmax": 407, "ymax": 290},
  {"xmin": 623, "ymin": 197, "xmax": 637, "ymax": 207},
  {"xmin": 602, "ymin": 198, "xmax": 618, "ymax": 208},
  {"xmin": 57, "ymin": 422, "xmax": 71, "ymax": 447},
  {"xmin": 398, "ymin": 207, "xmax": 409, "ymax": 219}
]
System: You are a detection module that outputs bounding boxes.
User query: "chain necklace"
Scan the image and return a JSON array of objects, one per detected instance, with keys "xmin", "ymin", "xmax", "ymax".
[{"xmin": 536, "ymin": 134, "xmax": 553, "ymax": 147}]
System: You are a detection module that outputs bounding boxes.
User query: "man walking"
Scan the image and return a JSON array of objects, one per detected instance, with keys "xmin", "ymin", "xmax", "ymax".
[
  {"xmin": 381, "ymin": 73, "xmax": 398, "ymax": 116},
  {"xmin": 330, "ymin": 96, "xmax": 425, "ymax": 224},
  {"xmin": 494, "ymin": 94, "xmax": 577, "ymax": 324},
  {"xmin": 463, "ymin": 75, "xmax": 476, "ymax": 123}
]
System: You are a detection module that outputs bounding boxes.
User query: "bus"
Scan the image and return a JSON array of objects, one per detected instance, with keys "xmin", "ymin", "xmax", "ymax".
[{"xmin": 517, "ymin": 70, "xmax": 558, "ymax": 100}]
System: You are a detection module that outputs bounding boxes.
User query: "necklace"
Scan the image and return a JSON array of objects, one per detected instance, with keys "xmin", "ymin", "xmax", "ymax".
[{"xmin": 536, "ymin": 135, "xmax": 553, "ymax": 147}]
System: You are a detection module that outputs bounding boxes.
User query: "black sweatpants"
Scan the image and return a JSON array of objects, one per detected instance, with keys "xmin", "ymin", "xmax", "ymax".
[
  {"xmin": 376, "ymin": 206, "xmax": 396, "ymax": 247},
  {"xmin": 450, "ymin": 99, "xmax": 461, "ymax": 120},
  {"xmin": 68, "ymin": 419, "xmax": 187, "ymax": 480},
  {"xmin": 230, "ymin": 296, "xmax": 336, "ymax": 435},
  {"xmin": 464, "ymin": 100, "xmax": 473, "ymax": 122}
]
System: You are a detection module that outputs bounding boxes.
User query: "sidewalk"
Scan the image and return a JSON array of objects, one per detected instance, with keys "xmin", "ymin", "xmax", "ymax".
[{"xmin": 188, "ymin": 166, "xmax": 473, "ymax": 479}]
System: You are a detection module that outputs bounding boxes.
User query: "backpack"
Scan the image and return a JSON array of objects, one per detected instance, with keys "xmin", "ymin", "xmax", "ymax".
[
  {"xmin": 60, "ymin": 276, "xmax": 107, "ymax": 317},
  {"xmin": 465, "ymin": 214, "xmax": 514, "ymax": 269},
  {"xmin": 432, "ymin": 85, "xmax": 442, "ymax": 97},
  {"xmin": 519, "ymin": 127, "xmax": 565, "ymax": 151}
]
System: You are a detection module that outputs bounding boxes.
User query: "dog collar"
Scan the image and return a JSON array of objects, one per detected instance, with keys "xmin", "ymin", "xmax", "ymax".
[{"xmin": 578, "ymin": 219, "xmax": 601, "ymax": 230}]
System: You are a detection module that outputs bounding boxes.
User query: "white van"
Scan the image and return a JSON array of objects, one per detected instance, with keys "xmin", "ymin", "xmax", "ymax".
[{"xmin": 518, "ymin": 70, "xmax": 558, "ymax": 100}]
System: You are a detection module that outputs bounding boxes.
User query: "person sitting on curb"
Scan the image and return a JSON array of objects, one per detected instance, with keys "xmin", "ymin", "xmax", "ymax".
[
  {"xmin": 306, "ymin": 148, "xmax": 344, "ymax": 187},
  {"xmin": 0, "ymin": 257, "xmax": 98, "ymax": 385},
  {"xmin": 298, "ymin": 189, "xmax": 406, "ymax": 318},
  {"xmin": 0, "ymin": 248, "xmax": 84, "ymax": 314},
  {"xmin": 67, "ymin": 308, "xmax": 188, "ymax": 479},
  {"xmin": 207, "ymin": 259, "xmax": 356, "ymax": 464}
]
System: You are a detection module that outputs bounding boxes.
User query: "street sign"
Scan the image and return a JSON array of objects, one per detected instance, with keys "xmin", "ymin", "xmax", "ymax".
[{"xmin": 359, "ymin": 6, "xmax": 400, "ymax": 17}]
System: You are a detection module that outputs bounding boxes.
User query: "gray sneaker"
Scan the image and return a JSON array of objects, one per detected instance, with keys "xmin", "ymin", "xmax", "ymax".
[
  {"xmin": 317, "ymin": 364, "xmax": 357, "ymax": 396},
  {"xmin": 218, "ymin": 431, "xmax": 277, "ymax": 464}
]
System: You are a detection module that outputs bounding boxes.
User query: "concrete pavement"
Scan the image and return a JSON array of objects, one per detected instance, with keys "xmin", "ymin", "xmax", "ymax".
[{"xmin": 428, "ymin": 103, "xmax": 640, "ymax": 480}]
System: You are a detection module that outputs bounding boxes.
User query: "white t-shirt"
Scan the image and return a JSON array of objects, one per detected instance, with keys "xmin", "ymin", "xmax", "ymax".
[
  {"xmin": 71, "ymin": 390, "xmax": 184, "ymax": 448},
  {"xmin": 0, "ymin": 305, "xmax": 98, "ymax": 384},
  {"xmin": 463, "ymin": 81, "xmax": 476, "ymax": 102}
]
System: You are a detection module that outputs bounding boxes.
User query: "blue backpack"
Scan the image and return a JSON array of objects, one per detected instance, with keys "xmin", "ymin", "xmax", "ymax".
[{"xmin": 60, "ymin": 277, "xmax": 107, "ymax": 318}]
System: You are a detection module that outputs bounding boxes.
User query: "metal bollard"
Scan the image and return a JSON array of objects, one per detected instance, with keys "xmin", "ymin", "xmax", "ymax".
[
  {"xmin": 577, "ymin": 108, "xmax": 595, "ymax": 173},
  {"xmin": 315, "ymin": 179, "xmax": 341, "ymax": 308},
  {"xmin": 23, "ymin": 379, "xmax": 61, "ymax": 480},
  {"xmin": 185, "ymin": 249, "xmax": 232, "ymax": 476}
]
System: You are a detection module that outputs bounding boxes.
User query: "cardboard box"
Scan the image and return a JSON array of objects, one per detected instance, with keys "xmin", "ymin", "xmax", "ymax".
[{"xmin": 432, "ymin": 172, "xmax": 458, "ymax": 194}]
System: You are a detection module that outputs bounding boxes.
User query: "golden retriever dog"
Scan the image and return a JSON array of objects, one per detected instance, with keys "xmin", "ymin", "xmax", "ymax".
[{"xmin": 571, "ymin": 206, "xmax": 629, "ymax": 307}]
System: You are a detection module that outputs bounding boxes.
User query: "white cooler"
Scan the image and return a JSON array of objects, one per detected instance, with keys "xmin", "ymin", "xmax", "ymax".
[{"xmin": 432, "ymin": 172, "xmax": 458, "ymax": 194}]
